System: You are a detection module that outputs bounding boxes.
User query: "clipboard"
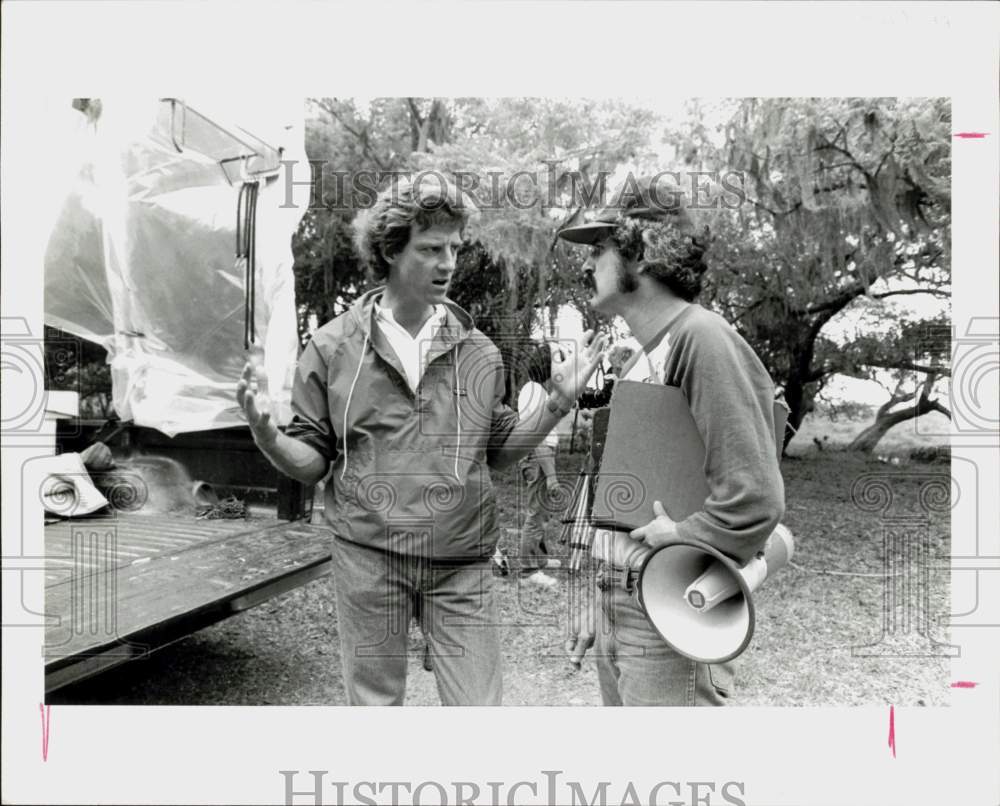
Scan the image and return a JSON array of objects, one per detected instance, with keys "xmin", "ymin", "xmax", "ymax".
[{"xmin": 590, "ymin": 381, "xmax": 786, "ymax": 531}]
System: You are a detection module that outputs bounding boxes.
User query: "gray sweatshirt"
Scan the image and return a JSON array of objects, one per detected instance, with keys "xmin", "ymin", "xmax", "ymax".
[{"xmin": 628, "ymin": 303, "xmax": 786, "ymax": 564}]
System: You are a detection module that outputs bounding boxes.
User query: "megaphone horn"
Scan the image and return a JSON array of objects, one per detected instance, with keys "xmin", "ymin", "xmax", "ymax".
[{"xmin": 636, "ymin": 524, "xmax": 794, "ymax": 664}]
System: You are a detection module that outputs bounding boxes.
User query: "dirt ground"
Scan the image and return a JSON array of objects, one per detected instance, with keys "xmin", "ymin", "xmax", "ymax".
[{"xmin": 51, "ymin": 445, "xmax": 953, "ymax": 708}]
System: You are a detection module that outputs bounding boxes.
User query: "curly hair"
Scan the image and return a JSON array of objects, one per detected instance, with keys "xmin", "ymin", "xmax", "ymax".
[
  {"xmin": 352, "ymin": 176, "xmax": 474, "ymax": 282},
  {"xmin": 610, "ymin": 215, "xmax": 710, "ymax": 302}
]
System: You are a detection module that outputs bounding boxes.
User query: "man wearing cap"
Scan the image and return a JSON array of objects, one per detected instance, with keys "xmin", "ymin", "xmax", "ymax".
[
  {"xmin": 558, "ymin": 176, "xmax": 785, "ymax": 706},
  {"xmin": 237, "ymin": 177, "xmax": 605, "ymax": 706}
]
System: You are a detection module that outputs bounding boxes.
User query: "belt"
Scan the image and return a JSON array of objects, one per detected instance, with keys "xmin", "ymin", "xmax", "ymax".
[
  {"xmin": 596, "ymin": 562, "xmax": 640, "ymax": 593},
  {"xmin": 593, "ymin": 526, "xmax": 647, "ymax": 593}
]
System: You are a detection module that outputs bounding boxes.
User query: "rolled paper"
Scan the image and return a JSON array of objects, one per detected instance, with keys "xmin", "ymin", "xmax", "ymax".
[
  {"xmin": 684, "ymin": 560, "xmax": 741, "ymax": 612},
  {"xmin": 683, "ymin": 525, "xmax": 794, "ymax": 613}
]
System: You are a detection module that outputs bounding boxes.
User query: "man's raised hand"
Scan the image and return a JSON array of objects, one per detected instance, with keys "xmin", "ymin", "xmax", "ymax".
[
  {"xmin": 548, "ymin": 329, "xmax": 608, "ymax": 408},
  {"xmin": 236, "ymin": 362, "xmax": 279, "ymax": 449}
]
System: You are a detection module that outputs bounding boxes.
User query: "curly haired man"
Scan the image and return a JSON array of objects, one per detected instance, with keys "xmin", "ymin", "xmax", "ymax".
[{"xmin": 237, "ymin": 175, "xmax": 605, "ymax": 705}]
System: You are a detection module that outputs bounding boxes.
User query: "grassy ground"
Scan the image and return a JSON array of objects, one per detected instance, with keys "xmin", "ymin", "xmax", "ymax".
[
  {"xmin": 52, "ymin": 429, "xmax": 952, "ymax": 707},
  {"xmin": 786, "ymin": 410, "xmax": 951, "ymax": 459}
]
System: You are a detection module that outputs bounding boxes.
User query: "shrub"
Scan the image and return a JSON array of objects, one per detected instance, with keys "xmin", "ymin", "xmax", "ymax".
[{"xmin": 909, "ymin": 445, "xmax": 951, "ymax": 464}]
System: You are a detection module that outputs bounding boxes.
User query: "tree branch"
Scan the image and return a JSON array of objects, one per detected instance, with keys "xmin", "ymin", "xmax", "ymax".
[
  {"xmin": 406, "ymin": 97, "xmax": 424, "ymax": 127},
  {"xmin": 548, "ymin": 206, "xmax": 582, "ymax": 253},
  {"xmin": 748, "ymin": 196, "xmax": 801, "ymax": 218},
  {"xmin": 801, "ymin": 281, "xmax": 866, "ymax": 316},
  {"xmin": 805, "ymin": 363, "xmax": 840, "ymax": 383},
  {"xmin": 879, "ymin": 378, "xmax": 914, "ymax": 416},
  {"xmin": 917, "ymin": 370, "xmax": 937, "ymax": 401},
  {"xmin": 918, "ymin": 369, "xmax": 951, "ymax": 418},
  {"xmin": 868, "ymin": 361, "xmax": 952, "ymax": 377},
  {"xmin": 873, "ymin": 148, "xmax": 894, "ymax": 178},
  {"xmin": 871, "ymin": 288, "xmax": 951, "ymax": 301},
  {"xmin": 819, "ymin": 161, "xmax": 860, "ymax": 172},
  {"xmin": 318, "ymin": 99, "xmax": 388, "ymax": 171},
  {"xmin": 318, "ymin": 99, "xmax": 364, "ymax": 139},
  {"xmin": 927, "ymin": 399, "xmax": 952, "ymax": 419},
  {"xmin": 814, "ymin": 138, "xmax": 872, "ymax": 181},
  {"xmin": 726, "ymin": 296, "xmax": 771, "ymax": 326}
]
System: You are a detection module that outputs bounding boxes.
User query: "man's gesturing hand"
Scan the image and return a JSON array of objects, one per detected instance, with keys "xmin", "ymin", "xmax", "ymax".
[
  {"xmin": 236, "ymin": 362, "xmax": 279, "ymax": 449},
  {"xmin": 629, "ymin": 500, "xmax": 679, "ymax": 550},
  {"xmin": 549, "ymin": 329, "xmax": 608, "ymax": 409}
]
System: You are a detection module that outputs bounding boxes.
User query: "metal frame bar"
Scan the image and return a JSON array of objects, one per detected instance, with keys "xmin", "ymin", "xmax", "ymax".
[{"xmin": 160, "ymin": 98, "xmax": 284, "ymax": 185}]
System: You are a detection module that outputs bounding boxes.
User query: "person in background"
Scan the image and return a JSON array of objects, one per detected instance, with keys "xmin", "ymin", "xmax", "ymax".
[{"xmin": 516, "ymin": 342, "xmax": 564, "ymax": 588}]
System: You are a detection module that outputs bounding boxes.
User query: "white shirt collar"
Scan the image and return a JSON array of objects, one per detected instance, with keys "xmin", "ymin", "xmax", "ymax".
[
  {"xmin": 374, "ymin": 300, "xmax": 446, "ymax": 330},
  {"xmin": 372, "ymin": 300, "xmax": 447, "ymax": 392}
]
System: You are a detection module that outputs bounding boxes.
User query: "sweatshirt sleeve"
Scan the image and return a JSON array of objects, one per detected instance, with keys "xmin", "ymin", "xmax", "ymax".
[
  {"xmin": 667, "ymin": 316, "xmax": 785, "ymax": 565},
  {"xmin": 284, "ymin": 338, "xmax": 337, "ymax": 464},
  {"xmin": 486, "ymin": 352, "xmax": 520, "ymax": 468}
]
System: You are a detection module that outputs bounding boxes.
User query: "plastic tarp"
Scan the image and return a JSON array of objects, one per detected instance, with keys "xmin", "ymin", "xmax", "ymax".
[{"xmin": 44, "ymin": 99, "xmax": 306, "ymax": 435}]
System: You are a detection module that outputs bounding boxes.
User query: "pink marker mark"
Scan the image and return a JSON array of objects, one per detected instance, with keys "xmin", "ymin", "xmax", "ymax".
[
  {"xmin": 39, "ymin": 703, "xmax": 51, "ymax": 762},
  {"xmin": 888, "ymin": 705, "xmax": 896, "ymax": 758},
  {"xmin": 953, "ymin": 132, "xmax": 990, "ymax": 139},
  {"xmin": 951, "ymin": 681, "xmax": 979, "ymax": 688}
]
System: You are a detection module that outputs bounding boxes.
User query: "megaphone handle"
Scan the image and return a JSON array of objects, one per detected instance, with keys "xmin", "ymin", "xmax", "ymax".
[{"xmin": 738, "ymin": 555, "xmax": 768, "ymax": 593}]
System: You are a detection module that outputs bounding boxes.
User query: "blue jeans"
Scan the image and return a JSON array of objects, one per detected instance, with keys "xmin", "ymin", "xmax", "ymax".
[
  {"xmin": 595, "ymin": 583, "xmax": 736, "ymax": 706},
  {"xmin": 330, "ymin": 537, "xmax": 502, "ymax": 706}
]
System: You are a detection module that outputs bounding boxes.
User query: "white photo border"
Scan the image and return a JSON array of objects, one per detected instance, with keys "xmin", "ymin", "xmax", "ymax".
[{"xmin": 2, "ymin": 2, "xmax": 998, "ymax": 805}]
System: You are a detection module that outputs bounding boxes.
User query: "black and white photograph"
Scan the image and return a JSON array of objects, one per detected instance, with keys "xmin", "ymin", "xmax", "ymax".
[
  {"xmin": 2, "ymin": 3, "xmax": 998, "ymax": 806},
  {"xmin": 37, "ymin": 95, "xmax": 955, "ymax": 710}
]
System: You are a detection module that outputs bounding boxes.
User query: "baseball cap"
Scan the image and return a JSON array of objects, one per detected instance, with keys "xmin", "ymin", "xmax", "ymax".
[{"xmin": 557, "ymin": 175, "xmax": 694, "ymax": 245}]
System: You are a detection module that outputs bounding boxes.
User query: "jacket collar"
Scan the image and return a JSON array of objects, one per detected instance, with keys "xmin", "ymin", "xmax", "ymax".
[
  {"xmin": 352, "ymin": 285, "xmax": 473, "ymax": 332},
  {"xmin": 349, "ymin": 286, "xmax": 476, "ymax": 364}
]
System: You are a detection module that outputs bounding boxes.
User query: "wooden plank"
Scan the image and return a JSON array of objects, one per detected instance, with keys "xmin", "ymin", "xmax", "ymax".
[
  {"xmin": 44, "ymin": 515, "xmax": 278, "ymax": 584},
  {"xmin": 44, "ymin": 518, "xmax": 334, "ymax": 692}
]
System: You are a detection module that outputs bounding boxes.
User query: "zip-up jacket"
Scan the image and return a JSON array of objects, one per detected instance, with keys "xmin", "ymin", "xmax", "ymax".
[{"xmin": 285, "ymin": 288, "xmax": 519, "ymax": 560}]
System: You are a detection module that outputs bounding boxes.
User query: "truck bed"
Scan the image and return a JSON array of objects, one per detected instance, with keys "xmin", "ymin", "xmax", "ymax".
[{"xmin": 44, "ymin": 512, "xmax": 333, "ymax": 694}]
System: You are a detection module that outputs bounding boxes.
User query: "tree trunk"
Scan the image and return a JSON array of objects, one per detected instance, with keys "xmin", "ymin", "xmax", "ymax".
[
  {"xmin": 849, "ymin": 405, "xmax": 923, "ymax": 452},
  {"xmin": 407, "ymin": 98, "xmax": 450, "ymax": 153},
  {"xmin": 782, "ymin": 375, "xmax": 807, "ymax": 453},
  {"xmin": 848, "ymin": 375, "xmax": 949, "ymax": 453}
]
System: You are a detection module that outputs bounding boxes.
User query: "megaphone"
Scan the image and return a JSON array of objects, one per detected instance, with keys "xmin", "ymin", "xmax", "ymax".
[{"xmin": 636, "ymin": 524, "xmax": 794, "ymax": 664}]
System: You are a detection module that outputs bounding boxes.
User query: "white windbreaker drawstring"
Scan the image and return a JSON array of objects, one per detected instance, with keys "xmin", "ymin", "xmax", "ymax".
[
  {"xmin": 340, "ymin": 329, "xmax": 370, "ymax": 481},
  {"xmin": 452, "ymin": 356, "xmax": 462, "ymax": 481}
]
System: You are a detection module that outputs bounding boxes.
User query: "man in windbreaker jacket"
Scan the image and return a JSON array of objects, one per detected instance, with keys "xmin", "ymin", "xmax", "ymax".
[{"xmin": 237, "ymin": 177, "xmax": 605, "ymax": 705}]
